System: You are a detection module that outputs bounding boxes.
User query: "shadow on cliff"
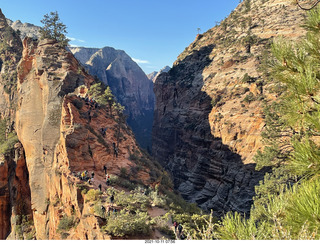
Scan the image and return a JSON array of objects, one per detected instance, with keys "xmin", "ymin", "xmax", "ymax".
[{"xmin": 153, "ymin": 43, "xmax": 270, "ymax": 216}]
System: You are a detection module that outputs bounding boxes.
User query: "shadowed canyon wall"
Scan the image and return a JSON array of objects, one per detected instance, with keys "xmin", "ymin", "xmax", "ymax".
[{"xmin": 152, "ymin": 0, "xmax": 306, "ymax": 216}]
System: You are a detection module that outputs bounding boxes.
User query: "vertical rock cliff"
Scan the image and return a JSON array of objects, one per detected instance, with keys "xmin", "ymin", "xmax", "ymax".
[
  {"xmin": 14, "ymin": 37, "xmax": 163, "ymax": 239},
  {"xmin": 0, "ymin": 9, "xmax": 168, "ymax": 239},
  {"xmin": 152, "ymin": 0, "xmax": 306, "ymax": 216},
  {"xmin": 0, "ymin": 9, "xmax": 32, "ymax": 240},
  {"xmin": 69, "ymin": 47, "xmax": 155, "ymax": 150},
  {"xmin": 15, "ymin": 37, "xmax": 91, "ymax": 239}
]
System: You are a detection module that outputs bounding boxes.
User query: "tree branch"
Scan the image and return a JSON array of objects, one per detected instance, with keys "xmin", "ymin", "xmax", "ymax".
[{"xmin": 296, "ymin": 0, "xmax": 320, "ymax": 10}]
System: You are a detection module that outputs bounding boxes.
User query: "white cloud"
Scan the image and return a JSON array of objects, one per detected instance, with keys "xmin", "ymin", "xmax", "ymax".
[
  {"xmin": 132, "ymin": 58, "xmax": 150, "ymax": 64},
  {"xmin": 67, "ymin": 36, "xmax": 85, "ymax": 43},
  {"xmin": 67, "ymin": 36, "xmax": 76, "ymax": 41}
]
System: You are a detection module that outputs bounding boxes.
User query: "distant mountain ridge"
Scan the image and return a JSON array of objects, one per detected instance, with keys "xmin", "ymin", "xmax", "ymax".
[
  {"xmin": 69, "ymin": 46, "xmax": 155, "ymax": 149},
  {"xmin": 6, "ymin": 18, "xmax": 155, "ymax": 149},
  {"xmin": 147, "ymin": 65, "xmax": 170, "ymax": 82},
  {"xmin": 6, "ymin": 19, "xmax": 41, "ymax": 39}
]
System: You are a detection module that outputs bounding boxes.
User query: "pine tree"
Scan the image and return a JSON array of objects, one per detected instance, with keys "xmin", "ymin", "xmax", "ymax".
[
  {"xmin": 87, "ymin": 83, "xmax": 103, "ymax": 101},
  {"xmin": 87, "ymin": 82, "xmax": 117, "ymax": 114},
  {"xmin": 40, "ymin": 11, "xmax": 69, "ymax": 47}
]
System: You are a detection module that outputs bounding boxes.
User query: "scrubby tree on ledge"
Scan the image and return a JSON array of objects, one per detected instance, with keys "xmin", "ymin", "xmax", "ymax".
[{"xmin": 39, "ymin": 11, "xmax": 69, "ymax": 47}]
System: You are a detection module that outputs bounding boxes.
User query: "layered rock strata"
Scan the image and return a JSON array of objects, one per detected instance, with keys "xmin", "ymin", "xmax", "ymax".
[{"xmin": 152, "ymin": 0, "xmax": 306, "ymax": 215}]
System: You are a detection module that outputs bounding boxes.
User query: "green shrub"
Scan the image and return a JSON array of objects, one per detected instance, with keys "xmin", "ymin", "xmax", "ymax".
[
  {"xmin": 114, "ymin": 189, "xmax": 151, "ymax": 212},
  {"xmin": 120, "ymin": 167, "xmax": 127, "ymax": 178},
  {"xmin": 13, "ymin": 215, "xmax": 35, "ymax": 240},
  {"xmin": 104, "ymin": 210, "xmax": 151, "ymax": 237},
  {"xmin": 243, "ymin": 92, "xmax": 255, "ymax": 104},
  {"xmin": 160, "ymin": 171, "xmax": 174, "ymax": 189},
  {"xmin": 151, "ymin": 214, "xmax": 175, "ymax": 239},
  {"xmin": 94, "ymin": 201, "xmax": 105, "ymax": 218},
  {"xmin": 241, "ymin": 73, "xmax": 253, "ymax": 83},
  {"xmin": 129, "ymin": 152, "xmax": 139, "ymax": 162},
  {"xmin": 85, "ymin": 189, "xmax": 102, "ymax": 202},
  {"xmin": 172, "ymin": 212, "xmax": 218, "ymax": 240},
  {"xmin": 243, "ymin": 0, "xmax": 251, "ymax": 13},
  {"xmin": 58, "ymin": 215, "xmax": 75, "ymax": 231},
  {"xmin": 165, "ymin": 190, "xmax": 201, "ymax": 214},
  {"xmin": 216, "ymin": 212, "xmax": 267, "ymax": 240},
  {"xmin": 0, "ymin": 132, "xmax": 19, "ymax": 155},
  {"xmin": 109, "ymin": 175, "xmax": 136, "ymax": 190},
  {"xmin": 285, "ymin": 179, "xmax": 320, "ymax": 237},
  {"xmin": 150, "ymin": 190, "xmax": 166, "ymax": 207}
]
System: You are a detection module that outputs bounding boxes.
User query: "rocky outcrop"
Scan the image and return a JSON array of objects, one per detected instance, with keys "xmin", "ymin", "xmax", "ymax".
[
  {"xmin": 0, "ymin": 8, "xmax": 171, "ymax": 240},
  {"xmin": 15, "ymin": 37, "xmax": 90, "ymax": 239},
  {"xmin": 6, "ymin": 19, "xmax": 41, "ymax": 40},
  {"xmin": 0, "ymin": 9, "xmax": 22, "ymax": 118},
  {"xmin": 4, "ymin": 19, "xmax": 155, "ymax": 150},
  {"xmin": 152, "ymin": 0, "xmax": 306, "ymax": 216},
  {"xmin": 0, "ymin": 9, "xmax": 31, "ymax": 240},
  {"xmin": 0, "ymin": 143, "xmax": 31, "ymax": 240},
  {"xmin": 11, "ymin": 35, "xmax": 164, "ymax": 240},
  {"xmin": 147, "ymin": 66, "xmax": 171, "ymax": 83},
  {"xmin": 69, "ymin": 46, "xmax": 155, "ymax": 150}
]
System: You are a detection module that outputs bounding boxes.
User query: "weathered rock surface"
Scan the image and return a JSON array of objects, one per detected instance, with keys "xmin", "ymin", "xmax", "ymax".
[
  {"xmin": 0, "ymin": 9, "xmax": 30, "ymax": 239},
  {"xmin": 152, "ymin": 0, "xmax": 306, "ymax": 216},
  {"xmin": 147, "ymin": 66, "xmax": 171, "ymax": 83},
  {"xmin": 7, "ymin": 19, "xmax": 41, "ymax": 40},
  {"xmin": 0, "ymin": 143, "xmax": 31, "ymax": 240},
  {"xmin": 0, "ymin": 7, "xmax": 168, "ymax": 238},
  {"xmin": 12, "ymin": 36, "xmax": 163, "ymax": 239},
  {"xmin": 69, "ymin": 46, "xmax": 155, "ymax": 150},
  {"xmin": 5, "ymin": 19, "xmax": 155, "ymax": 150}
]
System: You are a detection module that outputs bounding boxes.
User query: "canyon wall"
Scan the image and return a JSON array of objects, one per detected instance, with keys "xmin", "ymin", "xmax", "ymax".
[{"xmin": 152, "ymin": 0, "xmax": 306, "ymax": 216}]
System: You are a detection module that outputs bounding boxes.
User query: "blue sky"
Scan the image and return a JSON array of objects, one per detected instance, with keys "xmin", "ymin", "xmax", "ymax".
[{"xmin": 1, "ymin": 0, "xmax": 239, "ymax": 74}]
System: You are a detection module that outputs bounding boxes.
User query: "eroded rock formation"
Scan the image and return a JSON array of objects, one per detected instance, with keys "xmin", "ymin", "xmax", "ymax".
[
  {"xmin": 152, "ymin": 0, "xmax": 306, "ymax": 216},
  {"xmin": 147, "ymin": 66, "xmax": 171, "ymax": 83},
  {"xmin": 0, "ymin": 9, "xmax": 31, "ymax": 239},
  {"xmin": 0, "ymin": 9, "xmax": 165, "ymax": 239},
  {"xmin": 13, "ymin": 36, "xmax": 161, "ymax": 240}
]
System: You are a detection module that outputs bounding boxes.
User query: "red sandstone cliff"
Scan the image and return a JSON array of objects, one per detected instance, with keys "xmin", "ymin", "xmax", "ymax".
[
  {"xmin": 0, "ymin": 9, "xmax": 168, "ymax": 240},
  {"xmin": 0, "ymin": 8, "xmax": 31, "ymax": 239},
  {"xmin": 12, "ymin": 36, "xmax": 164, "ymax": 240}
]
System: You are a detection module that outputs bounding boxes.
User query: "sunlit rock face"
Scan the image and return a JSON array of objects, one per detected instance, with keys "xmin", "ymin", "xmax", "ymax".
[{"xmin": 152, "ymin": 0, "xmax": 306, "ymax": 216}]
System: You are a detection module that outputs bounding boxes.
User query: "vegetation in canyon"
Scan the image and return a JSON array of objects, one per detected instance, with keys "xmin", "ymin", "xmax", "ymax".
[{"xmin": 3, "ymin": 0, "xmax": 320, "ymax": 240}]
